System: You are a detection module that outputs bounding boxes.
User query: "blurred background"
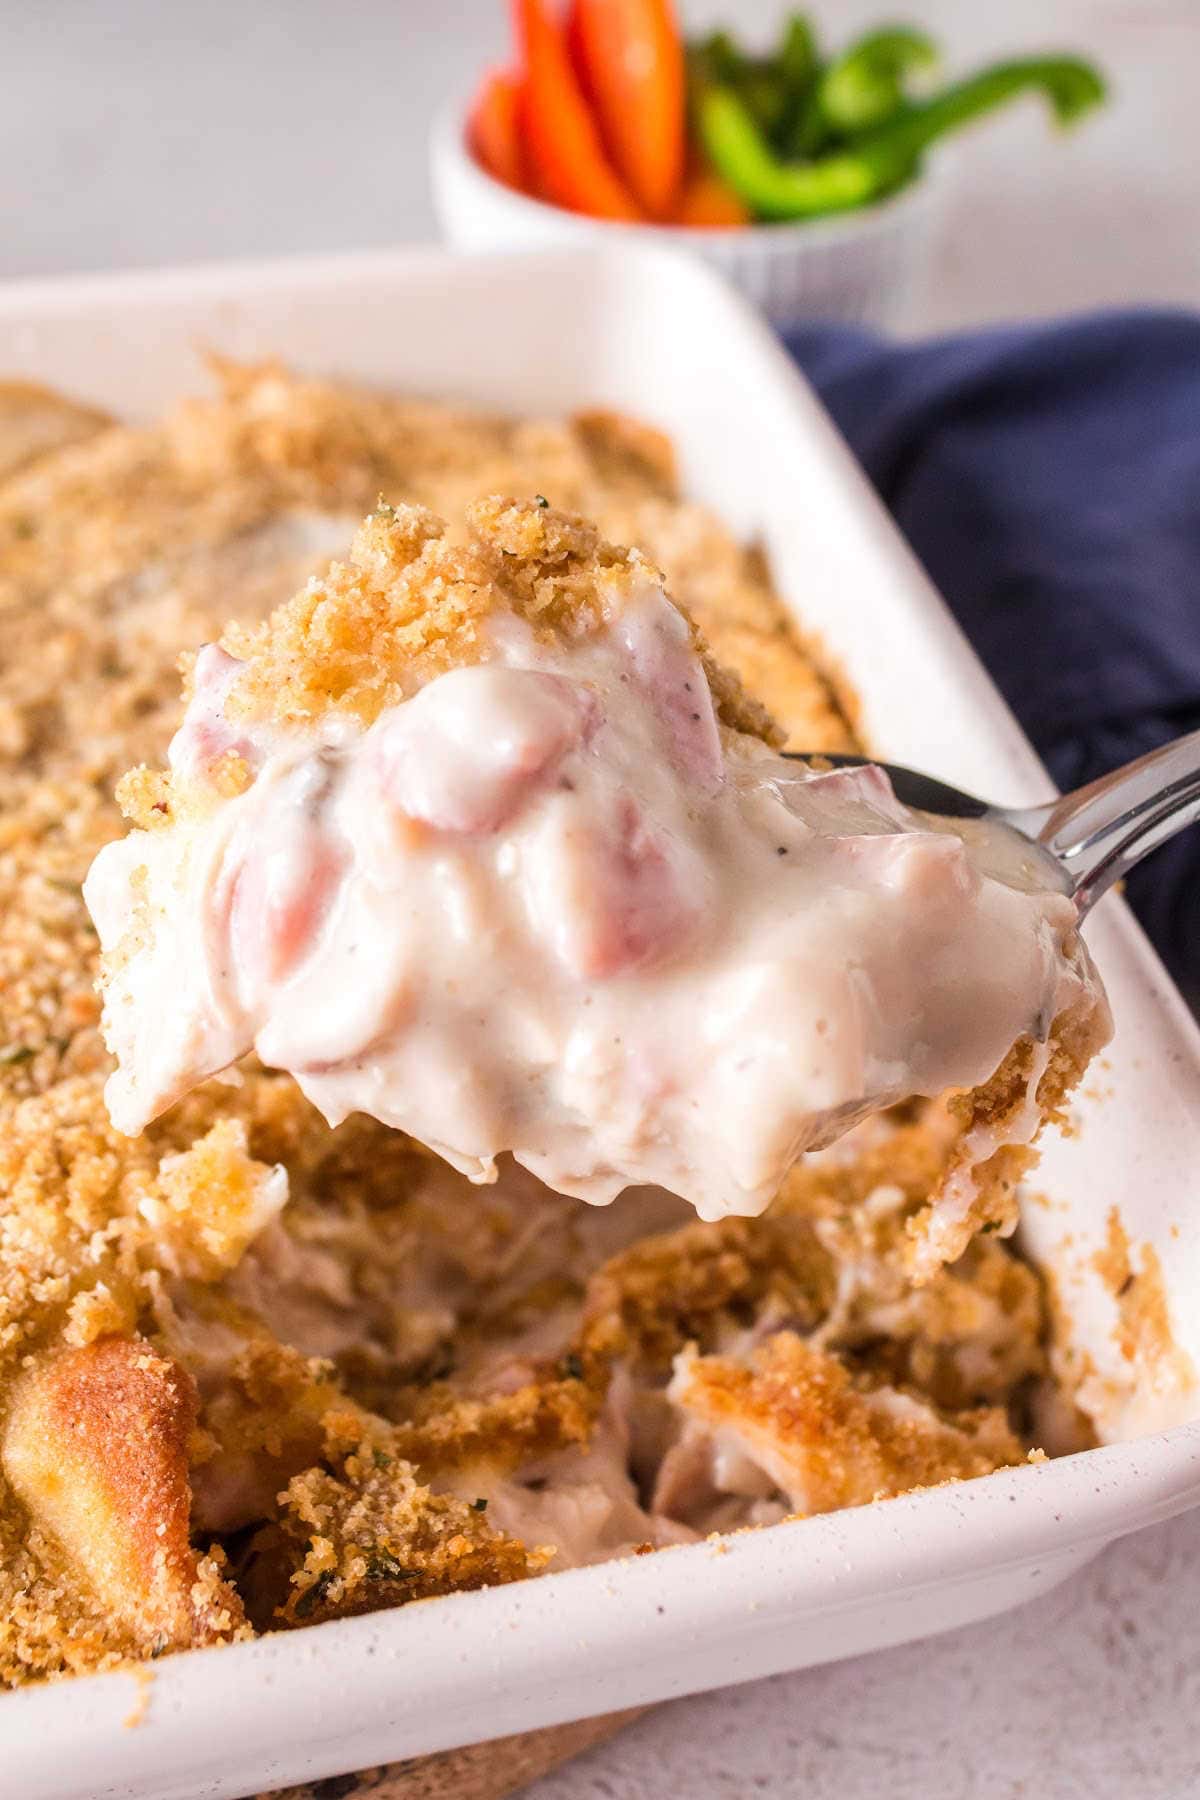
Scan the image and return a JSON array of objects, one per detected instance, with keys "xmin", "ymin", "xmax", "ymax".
[{"xmin": 5, "ymin": 0, "xmax": 1198, "ymax": 331}]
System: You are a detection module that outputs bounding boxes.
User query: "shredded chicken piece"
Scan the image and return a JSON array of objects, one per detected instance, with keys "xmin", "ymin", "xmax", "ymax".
[{"xmin": 666, "ymin": 1332, "xmax": 1023, "ymax": 1517}]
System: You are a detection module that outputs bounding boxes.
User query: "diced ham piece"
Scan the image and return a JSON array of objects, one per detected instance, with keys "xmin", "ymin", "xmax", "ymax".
[
  {"xmin": 528, "ymin": 791, "xmax": 701, "ymax": 980},
  {"xmin": 617, "ymin": 601, "xmax": 723, "ymax": 792},
  {"xmin": 169, "ymin": 645, "xmax": 273, "ymax": 782},
  {"xmin": 371, "ymin": 665, "xmax": 598, "ymax": 836},
  {"xmin": 227, "ymin": 827, "xmax": 347, "ymax": 989},
  {"xmin": 212, "ymin": 762, "xmax": 348, "ymax": 992}
]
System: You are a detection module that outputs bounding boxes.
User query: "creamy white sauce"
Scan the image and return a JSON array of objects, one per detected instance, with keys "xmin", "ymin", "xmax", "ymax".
[{"xmin": 86, "ymin": 579, "xmax": 1102, "ymax": 1223}]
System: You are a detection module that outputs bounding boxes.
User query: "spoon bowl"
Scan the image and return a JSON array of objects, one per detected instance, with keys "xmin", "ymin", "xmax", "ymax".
[{"xmin": 784, "ymin": 728, "xmax": 1200, "ymax": 917}]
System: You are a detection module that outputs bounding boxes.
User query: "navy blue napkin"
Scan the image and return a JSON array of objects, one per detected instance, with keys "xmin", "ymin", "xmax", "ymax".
[{"xmin": 785, "ymin": 309, "xmax": 1200, "ymax": 1000}]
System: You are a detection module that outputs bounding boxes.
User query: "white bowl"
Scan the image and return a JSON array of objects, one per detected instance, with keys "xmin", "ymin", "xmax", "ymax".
[{"xmin": 429, "ymin": 99, "xmax": 949, "ymax": 329}]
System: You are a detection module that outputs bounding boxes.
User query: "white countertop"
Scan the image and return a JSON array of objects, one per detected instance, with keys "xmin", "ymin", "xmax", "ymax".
[
  {"xmin": 7, "ymin": 2, "xmax": 1200, "ymax": 1795},
  {"xmin": 529, "ymin": 1513, "xmax": 1200, "ymax": 1800}
]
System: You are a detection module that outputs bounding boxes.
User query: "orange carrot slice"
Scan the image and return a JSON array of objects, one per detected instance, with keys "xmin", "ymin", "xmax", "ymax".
[
  {"xmin": 512, "ymin": 0, "xmax": 643, "ymax": 221},
  {"xmin": 674, "ymin": 167, "xmax": 751, "ymax": 228},
  {"xmin": 565, "ymin": 0, "xmax": 596, "ymax": 108},
  {"xmin": 570, "ymin": 0, "xmax": 685, "ymax": 218},
  {"xmin": 467, "ymin": 68, "xmax": 525, "ymax": 190}
]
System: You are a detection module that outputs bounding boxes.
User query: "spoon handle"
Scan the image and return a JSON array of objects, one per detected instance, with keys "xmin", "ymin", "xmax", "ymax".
[{"xmin": 1007, "ymin": 728, "xmax": 1200, "ymax": 912}]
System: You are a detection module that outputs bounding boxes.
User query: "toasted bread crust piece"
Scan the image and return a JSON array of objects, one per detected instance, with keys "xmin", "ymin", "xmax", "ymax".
[{"xmin": 2, "ymin": 1335, "xmax": 246, "ymax": 1653}]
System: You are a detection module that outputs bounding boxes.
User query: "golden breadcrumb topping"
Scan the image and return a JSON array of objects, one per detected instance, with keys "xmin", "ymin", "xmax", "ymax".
[
  {"xmin": 0, "ymin": 358, "xmax": 1084, "ymax": 1690},
  {"xmin": 117, "ymin": 495, "xmax": 780, "ymax": 831},
  {"xmin": 0, "ymin": 383, "xmax": 112, "ymax": 485},
  {"xmin": 578, "ymin": 1112, "xmax": 1047, "ymax": 1417},
  {"xmin": 1090, "ymin": 1206, "xmax": 1196, "ymax": 1406},
  {"xmin": 908, "ymin": 1001, "xmax": 1110, "ymax": 1272},
  {"xmin": 670, "ymin": 1330, "xmax": 1023, "ymax": 1514},
  {"xmin": 226, "ymin": 495, "xmax": 778, "ymax": 742},
  {"xmin": 245, "ymin": 1407, "xmax": 547, "ymax": 1630}
]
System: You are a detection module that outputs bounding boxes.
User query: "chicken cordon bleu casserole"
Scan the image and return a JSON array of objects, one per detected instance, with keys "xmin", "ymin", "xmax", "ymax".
[{"xmin": 0, "ymin": 363, "xmax": 1108, "ymax": 1687}]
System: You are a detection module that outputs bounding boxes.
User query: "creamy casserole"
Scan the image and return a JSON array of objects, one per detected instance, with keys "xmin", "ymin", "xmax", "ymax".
[
  {"xmin": 0, "ymin": 366, "xmax": 1100, "ymax": 1686},
  {"xmin": 88, "ymin": 498, "xmax": 1105, "ymax": 1264}
]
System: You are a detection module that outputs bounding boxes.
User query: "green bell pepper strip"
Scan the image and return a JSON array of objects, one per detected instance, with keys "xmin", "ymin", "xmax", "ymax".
[
  {"xmin": 854, "ymin": 55, "xmax": 1107, "ymax": 160},
  {"xmin": 777, "ymin": 12, "xmax": 819, "ymax": 97},
  {"xmin": 740, "ymin": 65, "xmax": 790, "ymax": 136},
  {"xmin": 816, "ymin": 27, "xmax": 938, "ymax": 135},
  {"xmin": 691, "ymin": 31, "xmax": 788, "ymax": 138},
  {"xmin": 694, "ymin": 16, "xmax": 822, "ymax": 153},
  {"xmin": 783, "ymin": 90, "xmax": 831, "ymax": 160},
  {"xmin": 697, "ymin": 87, "xmax": 892, "ymax": 218},
  {"xmin": 775, "ymin": 13, "xmax": 829, "ymax": 159},
  {"xmin": 692, "ymin": 30, "xmax": 746, "ymax": 88},
  {"xmin": 696, "ymin": 56, "xmax": 1106, "ymax": 223}
]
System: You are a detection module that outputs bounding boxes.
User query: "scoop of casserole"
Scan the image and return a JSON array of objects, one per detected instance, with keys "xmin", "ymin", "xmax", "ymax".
[{"xmin": 86, "ymin": 495, "xmax": 1109, "ymax": 1269}]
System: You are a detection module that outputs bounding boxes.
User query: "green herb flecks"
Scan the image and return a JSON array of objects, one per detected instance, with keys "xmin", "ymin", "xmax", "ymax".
[
  {"xmin": 364, "ymin": 1551, "xmax": 415, "ymax": 1585},
  {"xmin": 294, "ymin": 1570, "xmax": 337, "ymax": 1618}
]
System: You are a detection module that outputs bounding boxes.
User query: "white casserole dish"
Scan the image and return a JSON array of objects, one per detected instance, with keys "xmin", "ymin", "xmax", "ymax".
[{"xmin": 1, "ymin": 245, "xmax": 1199, "ymax": 1800}]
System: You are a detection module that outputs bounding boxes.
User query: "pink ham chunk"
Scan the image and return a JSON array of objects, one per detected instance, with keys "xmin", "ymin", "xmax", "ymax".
[
  {"xmin": 211, "ymin": 763, "xmax": 349, "ymax": 991},
  {"xmin": 617, "ymin": 603, "xmax": 723, "ymax": 793},
  {"xmin": 227, "ymin": 830, "xmax": 347, "ymax": 987},
  {"xmin": 169, "ymin": 645, "xmax": 274, "ymax": 783},
  {"xmin": 371, "ymin": 665, "xmax": 598, "ymax": 836},
  {"xmin": 776, "ymin": 762, "xmax": 912, "ymax": 838},
  {"xmin": 530, "ymin": 792, "xmax": 702, "ymax": 980}
]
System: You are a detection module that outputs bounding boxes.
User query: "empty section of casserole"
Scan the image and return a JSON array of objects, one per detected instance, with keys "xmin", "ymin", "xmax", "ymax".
[{"xmin": 0, "ymin": 364, "xmax": 1085, "ymax": 1688}]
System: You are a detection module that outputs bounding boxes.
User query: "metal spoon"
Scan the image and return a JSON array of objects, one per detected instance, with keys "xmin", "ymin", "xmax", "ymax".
[{"xmin": 783, "ymin": 728, "xmax": 1200, "ymax": 917}]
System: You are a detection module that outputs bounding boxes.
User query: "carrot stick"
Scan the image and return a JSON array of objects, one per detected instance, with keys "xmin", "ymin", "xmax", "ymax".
[
  {"xmin": 467, "ymin": 68, "xmax": 525, "ymax": 190},
  {"xmin": 674, "ymin": 167, "xmax": 751, "ymax": 228},
  {"xmin": 565, "ymin": 0, "xmax": 596, "ymax": 108},
  {"xmin": 512, "ymin": 0, "xmax": 643, "ymax": 221},
  {"xmin": 570, "ymin": 0, "xmax": 686, "ymax": 218}
]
